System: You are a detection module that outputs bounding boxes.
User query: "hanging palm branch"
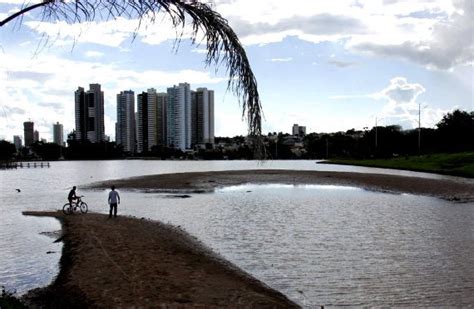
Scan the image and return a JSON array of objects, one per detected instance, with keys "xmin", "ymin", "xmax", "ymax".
[{"xmin": 1, "ymin": 0, "xmax": 265, "ymax": 157}]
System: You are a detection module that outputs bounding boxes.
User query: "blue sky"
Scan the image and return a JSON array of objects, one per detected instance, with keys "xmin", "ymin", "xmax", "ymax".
[{"xmin": 0, "ymin": 0, "xmax": 472, "ymax": 141}]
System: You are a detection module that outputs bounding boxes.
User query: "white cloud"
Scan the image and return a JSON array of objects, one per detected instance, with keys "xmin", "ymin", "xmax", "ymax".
[
  {"xmin": 215, "ymin": 0, "xmax": 471, "ymax": 70},
  {"xmin": 327, "ymin": 59, "xmax": 356, "ymax": 68},
  {"xmin": 269, "ymin": 57, "xmax": 293, "ymax": 62},
  {"xmin": 84, "ymin": 51, "xmax": 104, "ymax": 58},
  {"xmin": 374, "ymin": 77, "xmax": 447, "ymax": 128},
  {"xmin": 329, "ymin": 77, "xmax": 448, "ymax": 129},
  {"xmin": 0, "ymin": 53, "xmax": 226, "ymax": 141}
]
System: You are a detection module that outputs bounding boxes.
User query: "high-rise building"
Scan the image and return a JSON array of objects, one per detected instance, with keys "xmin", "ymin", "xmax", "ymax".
[
  {"xmin": 167, "ymin": 83, "xmax": 191, "ymax": 150},
  {"xmin": 191, "ymin": 87, "xmax": 215, "ymax": 146},
  {"xmin": 75, "ymin": 84, "xmax": 105, "ymax": 143},
  {"xmin": 33, "ymin": 130, "xmax": 39, "ymax": 143},
  {"xmin": 137, "ymin": 89, "xmax": 168, "ymax": 153},
  {"xmin": 53, "ymin": 122, "xmax": 64, "ymax": 146},
  {"xmin": 292, "ymin": 124, "xmax": 306, "ymax": 137},
  {"xmin": 116, "ymin": 90, "xmax": 136, "ymax": 153},
  {"xmin": 136, "ymin": 91, "xmax": 149, "ymax": 153},
  {"xmin": 23, "ymin": 121, "xmax": 34, "ymax": 147},
  {"xmin": 13, "ymin": 135, "xmax": 22, "ymax": 150}
]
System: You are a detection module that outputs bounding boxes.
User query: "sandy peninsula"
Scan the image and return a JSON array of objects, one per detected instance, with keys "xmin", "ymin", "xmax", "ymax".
[
  {"xmin": 88, "ymin": 169, "xmax": 474, "ymax": 202},
  {"xmin": 23, "ymin": 211, "xmax": 299, "ymax": 308}
]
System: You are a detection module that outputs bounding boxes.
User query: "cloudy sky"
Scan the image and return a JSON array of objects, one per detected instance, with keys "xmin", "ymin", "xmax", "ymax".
[{"xmin": 0, "ymin": 0, "xmax": 472, "ymax": 142}]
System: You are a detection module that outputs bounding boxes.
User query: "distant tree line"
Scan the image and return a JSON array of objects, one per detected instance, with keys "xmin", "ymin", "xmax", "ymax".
[
  {"xmin": 304, "ymin": 109, "xmax": 473, "ymax": 159},
  {"xmin": 0, "ymin": 109, "xmax": 472, "ymax": 162}
]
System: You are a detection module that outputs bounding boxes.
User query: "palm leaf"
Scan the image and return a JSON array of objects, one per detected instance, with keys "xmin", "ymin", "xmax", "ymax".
[{"xmin": 1, "ymin": 0, "xmax": 265, "ymax": 157}]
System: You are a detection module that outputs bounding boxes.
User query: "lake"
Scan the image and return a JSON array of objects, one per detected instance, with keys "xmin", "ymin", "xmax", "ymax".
[{"xmin": 1, "ymin": 160, "xmax": 473, "ymax": 307}]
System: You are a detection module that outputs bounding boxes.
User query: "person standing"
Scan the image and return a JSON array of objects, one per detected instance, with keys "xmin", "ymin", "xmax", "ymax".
[{"xmin": 108, "ymin": 185, "xmax": 120, "ymax": 218}]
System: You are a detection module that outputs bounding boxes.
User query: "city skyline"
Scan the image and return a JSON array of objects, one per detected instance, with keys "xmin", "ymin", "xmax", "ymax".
[{"xmin": 0, "ymin": 0, "xmax": 472, "ymax": 142}]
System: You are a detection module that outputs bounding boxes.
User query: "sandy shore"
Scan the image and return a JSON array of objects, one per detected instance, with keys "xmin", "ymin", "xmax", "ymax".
[
  {"xmin": 23, "ymin": 211, "xmax": 298, "ymax": 308},
  {"xmin": 88, "ymin": 169, "xmax": 474, "ymax": 202}
]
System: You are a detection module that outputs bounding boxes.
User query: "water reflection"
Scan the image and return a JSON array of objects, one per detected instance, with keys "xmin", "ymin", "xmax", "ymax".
[{"xmin": 115, "ymin": 184, "xmax": 474, "ymax": 307}]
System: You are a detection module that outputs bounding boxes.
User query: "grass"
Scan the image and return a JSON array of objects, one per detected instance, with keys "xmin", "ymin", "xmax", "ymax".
[{"xmin": 327, "ymin": 152, "xmax": 474, "ymax": 178}]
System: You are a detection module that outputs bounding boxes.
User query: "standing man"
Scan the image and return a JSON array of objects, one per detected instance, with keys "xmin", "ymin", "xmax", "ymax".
[{"xmin": 108, "ymin": 185, "xmax": 120, "ymax": 218}]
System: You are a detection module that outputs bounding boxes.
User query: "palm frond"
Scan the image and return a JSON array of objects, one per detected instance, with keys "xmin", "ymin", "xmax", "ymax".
[{"xmin": 1, "ymin": 0, "xmax": 265, "ymax": 158}]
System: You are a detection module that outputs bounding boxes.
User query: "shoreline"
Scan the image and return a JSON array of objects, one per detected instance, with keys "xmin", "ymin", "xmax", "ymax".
[
  {"xmin": 87, "ymin": 169, "xmax": 474, "ymax": 203},
  {"xmin": 22, "ymin": 211, "xmax": 299, "ymax": 308}
]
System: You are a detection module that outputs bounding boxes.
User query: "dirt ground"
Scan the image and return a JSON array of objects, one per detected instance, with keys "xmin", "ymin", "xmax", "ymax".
[
  {"xmin": 23, "ymin": 211, "xmax": 298, "ymax": 308},
  {"xmin": 88, "ymin": 169, "xmax": 474, "ymax": 203}
]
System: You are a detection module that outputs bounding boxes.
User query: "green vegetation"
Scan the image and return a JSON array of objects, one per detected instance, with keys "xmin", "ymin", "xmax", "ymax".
[
  {"xmin": 0, "ymin": 286, "xmax": 27, "ymax": 309},
  {"xmin": 327, "ymin": 152, "xmax": 474, "ymax": 178}
]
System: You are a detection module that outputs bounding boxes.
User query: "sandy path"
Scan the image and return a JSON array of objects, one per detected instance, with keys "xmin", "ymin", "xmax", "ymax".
[
  {"xmin": 88, "ymin": 169, "xmax": 474, "ymax": 202},
  {"xmin": 23, "ymin": 211, "xmax": 299, "ymax": 308}
]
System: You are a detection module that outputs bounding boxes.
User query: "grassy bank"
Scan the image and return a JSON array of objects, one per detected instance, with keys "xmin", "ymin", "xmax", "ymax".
[{"xmin": 326, "ymin": 152, "xmax": 474, "ymax": 178}]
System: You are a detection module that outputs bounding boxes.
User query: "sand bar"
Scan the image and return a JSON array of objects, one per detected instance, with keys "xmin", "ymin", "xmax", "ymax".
[
  {"xmin": 23, "ymin": 211, "xmax": 299, "ymax": 308},
  {"xmin": 88, "ymin": 169, "xmax": 474, "ymax": 202}
]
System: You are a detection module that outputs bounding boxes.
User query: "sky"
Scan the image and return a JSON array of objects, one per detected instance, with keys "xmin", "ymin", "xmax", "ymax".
[{"xmin": 0, "ymin": 0, "xmax": 472, "ymax": 142}]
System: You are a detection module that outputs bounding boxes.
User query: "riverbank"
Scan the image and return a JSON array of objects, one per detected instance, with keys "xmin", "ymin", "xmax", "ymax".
[
  {"xmin": 88, "ymin": 169, "xmax": 474, "ymax": 203},
  {"xmin": 325, "ymin": 152, "xmax": 474, "ymax": 178},
  {"xmin": 22, "ymin": 211, "xmax": 298, "ymax": 308}
]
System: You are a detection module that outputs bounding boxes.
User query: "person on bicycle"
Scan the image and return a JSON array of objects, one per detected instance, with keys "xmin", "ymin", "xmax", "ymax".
[{"xmin": 68, "ymin": 186, "xmax": 78, "ymax": 205}]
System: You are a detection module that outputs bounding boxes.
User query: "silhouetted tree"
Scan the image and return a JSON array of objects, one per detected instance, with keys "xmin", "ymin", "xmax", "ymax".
[
  {"xmin": 0, "ymin": 140, "xmax": 16, "ymax": 161},
  {"xmin": 436, "ymin": 110, "xmax": 474, "ymax": 152},
  {"xmin": 30, "ymin": 142, "xmax": 63, "ymax": 160}
]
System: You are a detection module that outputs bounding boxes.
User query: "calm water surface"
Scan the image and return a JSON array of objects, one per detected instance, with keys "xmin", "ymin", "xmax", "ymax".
[{"xmin": 1, "ymin": 160, "xmax": 473, "ymax": 307}]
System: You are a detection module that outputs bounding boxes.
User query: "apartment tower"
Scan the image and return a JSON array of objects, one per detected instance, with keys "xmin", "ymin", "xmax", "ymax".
[
  {"xmin": 23, "ymin": 121, "xmax": 34, "ymax": 147},
  {"xmin": 53, "ymin": 122, "xmax": 64, "ymax": 146},
  {"xmin": 116, "ymin": 90, "xmax": 136, "ymax": 153},
  {"xmin": 75, "ymin": 84, "xmax": 105, "ymax": 143},
  {"xmin": 167, "ymin": 83, "xmax": 191, "ymax": 150},
  {"xmin": 191, "ymin": 88, "xmax": 215, "ymax": 145}
]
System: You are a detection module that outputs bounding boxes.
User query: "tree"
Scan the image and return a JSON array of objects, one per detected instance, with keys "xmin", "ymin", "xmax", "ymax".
[
  {"xmin": 436, "ymin": 110, "xmax": 474, "ymax": 152},
  {"xmin": 0, "ymin": 140, "xmax": 16, "ymax": 161},
  {"xmin": 1, "ymin": 0, "xmax": 264, "ymax": 156}
]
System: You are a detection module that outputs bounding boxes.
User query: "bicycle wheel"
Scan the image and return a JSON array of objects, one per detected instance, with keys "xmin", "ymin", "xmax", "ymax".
[
  {"xmin": 62, "ymin": 203, "xmax": 72, "ymax": 215},
  {"xmin": 80, "ymin": 202, "xmax": 88, "ymax": 214}
]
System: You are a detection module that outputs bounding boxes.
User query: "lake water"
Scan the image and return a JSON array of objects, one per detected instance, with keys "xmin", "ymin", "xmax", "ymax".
[{"xmin": 1, "ymin": 160, "xmax": 473, "ymax": 306}]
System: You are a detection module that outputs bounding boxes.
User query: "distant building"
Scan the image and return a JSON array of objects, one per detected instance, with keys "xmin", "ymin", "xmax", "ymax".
[
  {"xmin": 167, "ymin": 83, "xmax": 191, "ymax": 150},
  {"xmin": 24, "ymin": 121, "xmax": 34, "ymax": 147},
  {"xmin": 33, "ymin": 130, "xmax": 39, "ymax": 143},
  {"xmin": 13, "ymin": 135, "xmax": 22, "ymax": 150},
  {"xmin": 191, "ymin": 87, "xmax": 214, "ymax": 145},
  {"xmin": 116, "ymin": 90, "xmax": 136, "ymax": 153},
  {"xmin": 75, "ymin": 84, "xmax": 105, "ymax": 143},
  {"xmin": 292, "ymin": 124, "xmax": 306, "ymax": 137},
  {"xmin": 137, "ymin": 88, "xmax": 168, "ymax": 152},
  {"xmin": 136, "ymin": 91, "xmax": 149, "ymax": 153},
  {"xmin": 53, "ymin": 122, "xmax": 64, "ymax": 146}
]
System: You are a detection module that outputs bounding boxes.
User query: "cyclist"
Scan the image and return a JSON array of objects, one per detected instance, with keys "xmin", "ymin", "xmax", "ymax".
[{"xmin": 68, "ymin": 186, "xmax": 78, "ymax": 205}]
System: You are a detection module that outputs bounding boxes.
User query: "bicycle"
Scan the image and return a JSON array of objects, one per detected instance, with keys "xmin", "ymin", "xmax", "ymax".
[{"xmin": 62, "ymin": 196, "xmax": 88, "ymax": 215}]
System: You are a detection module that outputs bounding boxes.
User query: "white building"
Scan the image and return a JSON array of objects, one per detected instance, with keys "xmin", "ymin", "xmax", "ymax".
[
  {"xmin": 116, "ymin": 90, "xmax": 136, "ymax": 153},
  {"xmin": 167, "ymin": 83, "xmax": 191, "ymax": 150},
  {"xmin": 53, "ymin": 122, "xmax": 64, "ymax": 146}
]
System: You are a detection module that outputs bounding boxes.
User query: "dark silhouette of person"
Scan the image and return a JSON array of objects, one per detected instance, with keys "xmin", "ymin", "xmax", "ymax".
[
  {"xmin": 68, "ymin": 186, "xmax": 77, "ymax": 205},
  {"xmin": 108, "ymin": 185, "xmax": 120, "ymax": 218}
]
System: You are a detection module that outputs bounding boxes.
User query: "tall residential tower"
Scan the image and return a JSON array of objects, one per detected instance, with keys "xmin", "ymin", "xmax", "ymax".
[
  {"xmin": 116, "ymin": 90, "xmax": 136, "ymax": 153},
  {"xmin": 167, "ymin": 83, "xmax": 191, "ymax": 150},
  {"xmin": 75, "ymin": 84, "xmax": 105, "ymax": 143}
]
